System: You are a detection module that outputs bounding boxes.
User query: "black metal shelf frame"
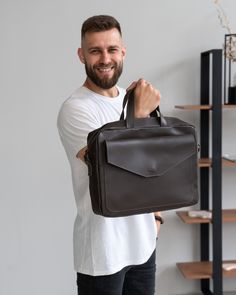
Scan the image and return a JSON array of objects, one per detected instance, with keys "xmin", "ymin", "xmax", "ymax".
[{"xmin": 200, "ymin": 49, "xmax": 223, "ymax": 295}]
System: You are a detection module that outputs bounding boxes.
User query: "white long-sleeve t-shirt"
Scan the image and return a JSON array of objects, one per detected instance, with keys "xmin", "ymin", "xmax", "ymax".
[{"xmin": 57, "ymin": 86, "xmax": 157, "ymax": 276}]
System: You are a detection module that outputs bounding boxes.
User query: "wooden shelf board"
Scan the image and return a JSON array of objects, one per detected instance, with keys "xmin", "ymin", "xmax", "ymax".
[
  {"xmin": 223, "ymin": 159, "xmax": 236, "ymax": 167},
  {"xmin": 198, "ymin": 158, "xmax": 236, "ymax": 168},
  {"xmin": 198, "ymin": 158, "xmax": 211, "ymax": 167},
  {"xmin": 177, "ymin": 260, "xmax": 236, "ymax": 279},
  {"xmin": 177, "ymin": 211, "xmax": 211, "ymax": 224},
  {"xmin": 177, "ymin": 209, "xmax": 236, "ymax": 224},
  {"xmin": 175, "ymin": 105, "xmax": 212, "ymax": 110},
  {"xmin": 223, "ymin": 104, "xmax": 236, "ymax": 108},
  {"xmin": 175, "ymin": 104, "xmax": 236, "ymax": 110}
]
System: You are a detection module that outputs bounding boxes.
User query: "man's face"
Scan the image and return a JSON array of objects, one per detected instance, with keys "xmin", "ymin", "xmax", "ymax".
[{"xmin": 78, "ymin": 28, "xmax": 126, "ymax": 89}]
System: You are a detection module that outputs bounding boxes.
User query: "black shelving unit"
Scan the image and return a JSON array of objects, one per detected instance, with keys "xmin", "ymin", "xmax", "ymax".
[
  {"xmin": 176, "ymin": 49, "xmax": 236, "ymax": 294},
  {"xmin": 200, "ymin": 49, "xmax": 223, "ymax": 294}
]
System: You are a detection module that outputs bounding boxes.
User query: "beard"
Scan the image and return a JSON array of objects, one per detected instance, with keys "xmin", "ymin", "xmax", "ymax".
[{"xmin": 84, "ymin": 61, "xmax": 123, "ymax": 89}]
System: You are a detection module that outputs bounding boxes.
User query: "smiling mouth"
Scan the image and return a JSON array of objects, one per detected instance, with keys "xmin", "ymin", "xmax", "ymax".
[{"xmin": 96, "ymin": 65, "xmax": 115, "ymax": 73}]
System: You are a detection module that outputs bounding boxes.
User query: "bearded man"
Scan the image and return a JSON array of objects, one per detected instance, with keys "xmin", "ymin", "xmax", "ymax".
[{"xmin": 57, "ymin": 15, "xmax": 162, "ymax": 295}]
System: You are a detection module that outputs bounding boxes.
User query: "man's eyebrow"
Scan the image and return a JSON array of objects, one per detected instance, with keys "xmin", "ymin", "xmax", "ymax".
[
  {"xmin": 88, "ymin": 46, "xmax": 101, "ymax": 51},
  {"xmin": 108, "ymin": 45, "xmax": 120, "ymax": 49},
  {"xmin": 88, "ymin": 45, "xmax": 120, "ymax": 50}
]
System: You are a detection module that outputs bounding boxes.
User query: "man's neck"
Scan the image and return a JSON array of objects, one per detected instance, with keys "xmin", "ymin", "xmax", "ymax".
[{"xmin": 83, "ymin": 78, "xmax": 118, "ymax": 98}]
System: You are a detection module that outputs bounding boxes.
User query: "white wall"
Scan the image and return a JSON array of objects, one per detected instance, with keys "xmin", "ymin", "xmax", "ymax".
[{"xmin": 1, "ymin": 0, "xmax": 236, "ymax": 294}]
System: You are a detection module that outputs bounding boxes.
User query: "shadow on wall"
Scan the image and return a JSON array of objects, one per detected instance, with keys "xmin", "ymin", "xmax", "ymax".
[
  {"xmin": 156, "ymin": 263, "xmax": 200, "ymax": 295},
  {"xmin": 151, "ymin": 57, "xmax": 200, "ymax": 103}
]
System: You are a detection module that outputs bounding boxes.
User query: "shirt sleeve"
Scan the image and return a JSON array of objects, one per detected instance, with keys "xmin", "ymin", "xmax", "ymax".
[{"xmin": 57, "ymin": 100, "xmax": 100, "ymax": 159}]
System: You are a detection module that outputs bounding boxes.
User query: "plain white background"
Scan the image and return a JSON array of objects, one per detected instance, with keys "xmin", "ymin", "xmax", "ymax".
[{"xmin": 1, "ymin": 0, "xmax": 236, "ymax": 294}]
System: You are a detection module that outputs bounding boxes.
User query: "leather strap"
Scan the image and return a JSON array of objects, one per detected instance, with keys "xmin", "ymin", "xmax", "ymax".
[
  {"xmin": 120, "ymin": 88, "xmax": 167, "ymax": 127},
  {"xmin": 119, "ymin": 89, "xmax": 132, "ymax": 120}
]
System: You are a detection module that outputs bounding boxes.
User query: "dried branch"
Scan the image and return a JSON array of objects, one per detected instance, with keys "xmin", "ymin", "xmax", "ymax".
[
  {"xmin": 212, "ymin": 0, "xmax": 236, "ymax": 61},
  {"xmin": 213, "ymin": 0, "xmax": 233, "ymax": 34}
]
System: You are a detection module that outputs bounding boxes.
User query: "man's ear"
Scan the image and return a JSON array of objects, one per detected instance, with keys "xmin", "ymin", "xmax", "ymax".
[
  {"xmin": 122, "ymin": 46, "xmax": 126, "ymax": 59},
  {"xmin": 78, "ymin": 48, "xmax": 85, "ymax": 64}
]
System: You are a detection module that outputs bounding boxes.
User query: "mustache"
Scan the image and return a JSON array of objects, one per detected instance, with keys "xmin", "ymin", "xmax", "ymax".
[{"xmin": 94, "ymin": 63, "xmax": 116, "ymax": 69}]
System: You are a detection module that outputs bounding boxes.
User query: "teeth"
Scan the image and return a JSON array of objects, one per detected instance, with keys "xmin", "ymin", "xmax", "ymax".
[
  {"xmin": 97, "ymin": 66, "xmax": 114, "ymax": 72},
  {"xmin": 98, "ymin": 68, "xmax": 112, "ymax": 72}
]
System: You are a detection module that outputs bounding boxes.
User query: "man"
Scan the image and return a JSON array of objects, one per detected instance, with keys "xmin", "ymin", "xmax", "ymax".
[{"xmin": 57, "ymin": 15, "xmax": 163, "ymax": 295}]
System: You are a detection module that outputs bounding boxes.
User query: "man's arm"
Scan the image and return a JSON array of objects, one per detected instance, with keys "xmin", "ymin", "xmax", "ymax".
[
  {"xmin": 76, "ymin": 79, "xmax": 162, "ymax": 228},
  {"xmin": 77, "ymin": 78, "xmax": 161, "ymax": 161},
  {"xmin": 129, "ymin": 79, "xmax": 162, "ymax": 231}
]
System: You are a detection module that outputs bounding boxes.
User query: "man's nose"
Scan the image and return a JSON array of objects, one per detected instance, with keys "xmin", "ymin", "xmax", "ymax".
[{"xmin": 100, "ymin": 51, "xmax": 111, "ymax": 64}]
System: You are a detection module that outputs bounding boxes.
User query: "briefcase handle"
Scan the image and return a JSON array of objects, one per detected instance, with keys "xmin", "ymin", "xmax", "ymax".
[{"xmin": 120, "ymin": 88, "xmax": 167, "ymax": 128}]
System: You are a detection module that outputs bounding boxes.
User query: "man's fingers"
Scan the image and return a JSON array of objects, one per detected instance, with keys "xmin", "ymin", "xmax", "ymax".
[
  {"xmin": 126, "ymin": 81, "xmax": 137, "ymax": 91},
  {"xmin": 127, "ymin": 79, "xmax": 154, "ymax": 92}
]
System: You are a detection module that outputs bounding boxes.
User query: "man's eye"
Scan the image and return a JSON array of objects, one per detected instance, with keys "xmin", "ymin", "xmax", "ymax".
[
  {"xmin": 109, "ymin": 48, "xmax": 118, "ymax": 53},
  {"xmin": 90, "ymin": 50, "xmax": 100, "ymax": 54}
]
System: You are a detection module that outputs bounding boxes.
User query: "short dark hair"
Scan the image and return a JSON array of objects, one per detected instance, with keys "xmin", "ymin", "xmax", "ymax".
[{"xmin": 81, "ymin": 15, "xmax": 122, "ymax": 39}]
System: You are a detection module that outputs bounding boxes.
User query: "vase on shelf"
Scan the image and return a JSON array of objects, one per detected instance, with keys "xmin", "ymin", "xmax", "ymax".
[
  {"xmin": 228, "ymin": 86, "xmax": 236, "ymax": 104},
  {"xmin": 224, "ymin": 34, "xmax": 236, "ymax": 104}
]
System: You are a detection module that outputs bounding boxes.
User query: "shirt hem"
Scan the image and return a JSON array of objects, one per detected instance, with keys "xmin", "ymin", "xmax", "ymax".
[{"xmin": 74, "ymin": 242, "xmax": 157, "ymax": 276}]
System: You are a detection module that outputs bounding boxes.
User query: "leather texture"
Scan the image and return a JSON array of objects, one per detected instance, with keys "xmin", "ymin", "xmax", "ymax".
[{"xmin": 85, "ymin": 89, "xmax": 199, "ymax": 217}]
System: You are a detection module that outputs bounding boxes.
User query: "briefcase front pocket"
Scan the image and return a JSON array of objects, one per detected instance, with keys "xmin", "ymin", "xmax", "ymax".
[{"xmin": 99, "ymin": 132, "xmax": 198, "ymax": 217}]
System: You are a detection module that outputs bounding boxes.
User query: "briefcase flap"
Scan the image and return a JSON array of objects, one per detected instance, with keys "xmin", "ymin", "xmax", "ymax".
[{"xmin": 106, "ymin": 133, "xmax": 196, "ymax": 177}]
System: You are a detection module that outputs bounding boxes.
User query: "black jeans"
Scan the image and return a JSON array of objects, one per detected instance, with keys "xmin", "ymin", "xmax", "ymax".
[{"xmin": 77, "ymin": 250, "xmax": 156, "ymax": 295}]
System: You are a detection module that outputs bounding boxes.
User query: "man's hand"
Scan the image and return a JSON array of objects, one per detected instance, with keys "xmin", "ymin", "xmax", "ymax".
[
  {"xmin": 127, "ymin": 79, "xmax": 161, "ymax": 118},
  {"xmin": 76, "ymin": 146, "xmax": 87, "ymax": 162},
  {"xmin": 154, "ymin": 212, "xmax": 163, "ymax": 234}
]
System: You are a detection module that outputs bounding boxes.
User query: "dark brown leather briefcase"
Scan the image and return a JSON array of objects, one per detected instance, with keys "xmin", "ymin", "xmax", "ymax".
[{"xmin": 85, "ymin": 89, "xmax": 199, "ymax": 217}]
